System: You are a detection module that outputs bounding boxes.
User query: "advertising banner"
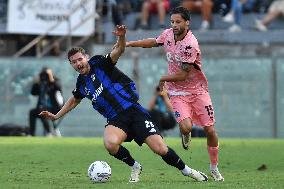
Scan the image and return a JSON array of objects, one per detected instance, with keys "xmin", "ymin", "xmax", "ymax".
[{"xmin": 7, "ymin": 0, "xmax": 95, "ymax": 36}]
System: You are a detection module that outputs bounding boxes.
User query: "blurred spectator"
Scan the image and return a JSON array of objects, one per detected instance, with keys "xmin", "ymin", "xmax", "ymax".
[
  {"xmin": 101, "ymin": 0, "xmax": 140, "ymax": 25},
  {"xmin": 255, "ymin": 0, "xmax": 284, "ymax": 31},
  {"xmin": 212, "ymin": 0, "xmax": 231, "ymax": 16},
  {"xmin": 253, "ymin": 0, "xmax": 275, "ymax": 13},
  {"xmin": 49, "ymin": 41, "xmax": 61, "ymax": 56},
  {"xmin": 181, "ymin": 0, "xmax": 213, "ymax": 31},
  {"xmin": 102, "ymin": 0, "xmax": 123, "ymax": 25},
  {"xmin": 223, "ymin": 0, "xmax": 256, "ymax": 32},
  {"xmin": 128, "ymin": 0, "xmax": 144, "ymax": 12},
  {"xmin": 148, "ymin": 86, "xmax": 176, "ymax": 135},
  {"xmin": 42, "ymin": 39, "xmax": 62, "ymax": 56},
  {"xmin": 29, "ymin": 67, "xmax": 63, "ymax": 137},
  {"xmin": 170, "ymin": 0, "xmax": 182, "ymax": 9},
  {"xmin": 140, "ymin": 0, "xmax": 170, "ymax": 29}
]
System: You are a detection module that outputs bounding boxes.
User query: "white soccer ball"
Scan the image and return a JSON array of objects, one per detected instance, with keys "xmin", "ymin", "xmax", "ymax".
[{"xmin": 88, "ymin": 161, "xmax": 111, "ymax": 183}]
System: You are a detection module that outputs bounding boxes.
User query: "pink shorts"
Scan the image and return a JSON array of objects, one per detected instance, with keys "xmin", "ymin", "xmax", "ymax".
[{"xmin": 169, "ymin": 93, "xmax": 215, "ymax": 127}]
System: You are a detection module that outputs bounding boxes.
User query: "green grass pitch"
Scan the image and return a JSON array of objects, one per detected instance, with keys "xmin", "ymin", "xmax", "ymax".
[{"xmin": 0, "ymin": 137, "xmax": 283, "ymax": 189}]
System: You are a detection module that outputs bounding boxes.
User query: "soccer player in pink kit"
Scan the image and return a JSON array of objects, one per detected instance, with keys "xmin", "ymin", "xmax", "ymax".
[{"xmin": 126, "ymin": 6, "xmax": 224, "ymax": 181}]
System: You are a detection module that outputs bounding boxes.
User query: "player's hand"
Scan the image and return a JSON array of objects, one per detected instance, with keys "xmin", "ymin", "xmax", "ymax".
[
  {"xmin": 159, "ymin": 81, "xmax": 165, "ymax": 92},
  {"xmin": 160, "ymin": 89, "xmax": 167, "ymax": 96},
  {"xmin": 126, "ymin": 41, "xmax": 131, "ymax": 47},
  {"xmin": 39, "ymin": 111, "xmax": 57, "ymax": 121},
  {"xmin": 46, "ymin": 68, "xmax": 55, "ymax": 82},
  {"xmin": 112, "ymin": 25, "xmax": 127, "ymax": 37}
]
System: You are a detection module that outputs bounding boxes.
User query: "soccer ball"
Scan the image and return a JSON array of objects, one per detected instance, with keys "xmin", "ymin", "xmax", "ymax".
[{"xmin": 88, "ymin": 161, "xmax": 111, "ymax": 183}]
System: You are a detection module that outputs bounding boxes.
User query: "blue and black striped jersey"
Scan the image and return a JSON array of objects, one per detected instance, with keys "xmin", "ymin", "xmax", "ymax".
[{"xmin": 72, "ymin": 54, "xmax": 140, "ymax": 119}]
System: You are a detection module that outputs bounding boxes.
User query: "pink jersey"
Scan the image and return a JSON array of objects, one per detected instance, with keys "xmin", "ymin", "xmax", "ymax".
[{"xmin": 156, "ymin": 28, "xmax": 209, "ymax": 95}]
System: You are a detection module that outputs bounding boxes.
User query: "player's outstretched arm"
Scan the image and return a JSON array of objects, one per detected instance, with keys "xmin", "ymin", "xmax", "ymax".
[
  {"xmin": 159, "ymin": 69, "xmax": 189, "ymax": 83},
  {"xmin": 39, "ymin": 96, "xmax": 81, "ymax": 121},
  {"xmin": 110, "ymin": 25, "xmax": 127, "ymax": 64},
  {"xmin": 159, "ymin": 64, "xmax": 193, "ymax": 90},
  {"xmin": 160, "ymin": 63, "xmax": 193, "ymax": 82},
  {"xmin": 126, "ymin": 38, "xmax": 158, "ymax": 48}
]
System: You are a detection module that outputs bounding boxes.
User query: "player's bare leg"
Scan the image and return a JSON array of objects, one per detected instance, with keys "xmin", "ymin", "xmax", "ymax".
[
  {"xmin": 104, "ymin": 125, "xmax": 142, "ymax": 182},
  {"xmin": 145, "ymin": 134, "xmax": 208, "ymax": 182},
  {"xmin": 179, "ymin": 118, "xmax": 192, "ymax": 150},
  {"xmin": 204, "ymin": 125, "xmax": 224, "ymax": 181}
]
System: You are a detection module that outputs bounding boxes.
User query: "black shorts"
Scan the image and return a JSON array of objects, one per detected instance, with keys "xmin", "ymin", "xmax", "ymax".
[{"xmin": 106, "ymin": 105, "xmax": 161, "ymax": 146}]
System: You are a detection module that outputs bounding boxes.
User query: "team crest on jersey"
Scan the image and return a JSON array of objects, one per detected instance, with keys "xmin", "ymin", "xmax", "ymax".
[
  {"xmin": 174, "ymin": 111, "xmax": 181, "ymax": 118},
  {"xmin": 91, "ymin": 74, "xmax": 96, "ymax": 81},
  {"xmin": 84, "ymin": 87, "xmax": 91, "ymax": 96}
]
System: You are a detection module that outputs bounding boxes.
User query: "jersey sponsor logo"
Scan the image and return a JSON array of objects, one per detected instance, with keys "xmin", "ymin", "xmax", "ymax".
[
  {"xmin": 91, "ymin": 83, "xmax": 103, "ymax": 102},
  {"xmin": 166, "ymin": 52, "xmax": 181, "ymax": 63}
]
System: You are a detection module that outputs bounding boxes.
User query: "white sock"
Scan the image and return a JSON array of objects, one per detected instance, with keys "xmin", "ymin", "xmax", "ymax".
[
  {"xmin": 201, "ymin": 20, "xmax": 209, "ymax": 28},
  {"xmin": 132, "ymin": 161, "xmax": 140, "ymax": 169},
  {"xmin": 181, "ymin": 165, "xmax": 193, "ymax": 176},
  {"xmin": 210, "ymin": 164, "xmax": 218, "ymax": 171}
]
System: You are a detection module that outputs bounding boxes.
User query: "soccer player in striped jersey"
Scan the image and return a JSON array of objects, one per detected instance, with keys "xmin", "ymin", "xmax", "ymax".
[
  {"xmin": 39, "ymin": 25, "xmax": 208, "ymax": 183},
  {"xmin": 126, "ymin": 7, "xmax": 224, "ymax": 181}
]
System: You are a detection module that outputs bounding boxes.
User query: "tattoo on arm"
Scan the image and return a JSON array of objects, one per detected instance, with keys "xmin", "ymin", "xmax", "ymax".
[{"xmin": 181, "ymin": 63, "xmax": 191, "ymax": 72}]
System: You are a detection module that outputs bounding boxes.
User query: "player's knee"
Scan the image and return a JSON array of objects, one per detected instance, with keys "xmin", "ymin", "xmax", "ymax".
[
  {"xmin": 104, "ymin": 140, "xmax": 119, "ymax": 154},
  {"xmin": 204, "ymin": 126, "xmax": 216, "ymax": 136},
  {"xmin": 180, "ymin": 124, "xmax": 192, "ymax": 134},
  {"xmin": 180, "ymin": 127, "xmax": 191, "ymax": 135},
  {"xmin": 179, "ymin": 120, "xmax": 192, "ymax": 134},
  {"xmin": 152, "ymin": 143, "xmax": 168, "ymax": 156},
  {"xmin": 142, "ymin": 1, "xmax": 150, "ymax": 9}
]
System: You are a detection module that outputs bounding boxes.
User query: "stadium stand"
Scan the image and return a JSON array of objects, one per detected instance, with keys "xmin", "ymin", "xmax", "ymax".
[
  {"xmin": 112, "ymin": 0, "xmax": 283, "ymax": 42},
  {"xmin": 121, "ymin": 12, "xmax": 284, "ymax": 43},
  {"xmin": 0, "ymin": 0, "xmax": 284, "ymax": 55}
]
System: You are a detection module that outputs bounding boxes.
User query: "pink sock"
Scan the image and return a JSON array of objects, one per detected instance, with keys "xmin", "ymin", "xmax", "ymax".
[{"xmin": 207, "ymin": 146, "xmax": 219, "ymax": 168}]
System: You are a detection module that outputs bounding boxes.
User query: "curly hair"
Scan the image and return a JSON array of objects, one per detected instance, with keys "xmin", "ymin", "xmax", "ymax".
[{"xmin": 170, "ymin": 6, "xmax": 191, "ymax": 21}]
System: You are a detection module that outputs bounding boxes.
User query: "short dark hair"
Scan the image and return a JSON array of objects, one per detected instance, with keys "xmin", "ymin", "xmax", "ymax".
[
  {"xmin": 170, "ymin": 6, "xmax": 191, "ymax": 21},
  {"xmin": 67, "ymin": 47, "xmax": 86, "ymax": 61}
]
